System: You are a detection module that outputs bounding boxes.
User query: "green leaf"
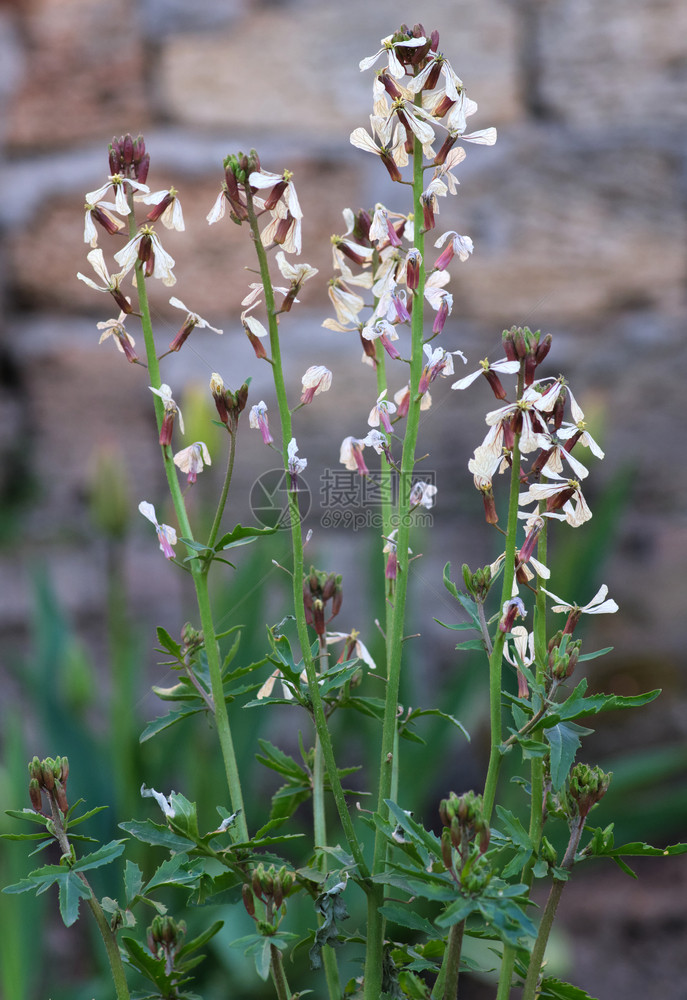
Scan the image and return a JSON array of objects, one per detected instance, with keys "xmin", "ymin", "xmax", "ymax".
[
  {"xmin": 176, "ymin": 920, "xmax": 224, "ymax": 960},
  {"xmin": 140, "ymin": 707, "xmax": 204, "ymax": 742},
  {"xmin": 545, "ymin": 722, "xmax": 589, "ymax": 790},
  {"xmin": 124, "ymin": 860, "xmax": 143, "ymax": 906},
  {"xmin": 384, "ymin": 800, "xmax": 442, "ymax": 859},
  {"xmin": 57, "ymin": 871, "xmax": 92, "ymax": 926},
  {"xmin": 454, "ymin": 638, "xmax": 488, "ymax": 652},
  {"xmin": 256, "ymin": 740, "xmax": 308, "ymax": 780},
  {"xmin": 379, "ymin": 903, "xmax": 435, "ymax": 936},
  {"xmin": 119, "ymin": 819, "xmax": 193, "ymax": 852},
  {"xmin": 3, "ymin": 808, "xmax": 50, "ymax": 826},
  {"xmin": 539, "ymin": 977, "xmax": 600, "ymax": 999},
  {"xmin": 73, "ymin": 839, "xmax": 126, "ymax": 873},
  {"xmin": 215, "ymin": 523, "xmax": 278, "ymax": 551},
  {"xmin": 65, "ymin": 804, "xmax": 109, "ymax": 829},
  {"xmin": 144, "ymin": 855, "xmax": 199, "ymax": 892},
  {"xmin": 434, "ymin": 619, "xmax": 478, "ymax": 632},
  {"xmin": 435, "ymin": 896, "xmax": 477, "ymax": 928},
  {"xmin": 156, "ymin": 626, "xmax": 183, "ymax": 659}
]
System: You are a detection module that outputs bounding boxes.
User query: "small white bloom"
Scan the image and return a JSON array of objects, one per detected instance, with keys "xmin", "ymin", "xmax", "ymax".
[
  {"xmin": 169, "ymin": 296, "xmax": 223, "ymax": 336},
  {"xmin": 542, "ymin": 584, "xmax": 619, "ymax": 617},
  {"xmin": 138, "ymin": 501, "xmax": 177, "ymax": 559},
  {"xmin": 173, "ymin": 441, "xmax": 211, "ymax": 484},
  {"xmin": 326, "ymin": 629, "xmax": 376, "ymax": 671},
  {"xmin": 409, "ymin": 480, "xmax": 437, "ymax": 509},
  {"xmin": 452, "ymin": 357, "xmax": 520, "ymax": 391},
  {"xmin": 287, "ymin": 438, "xmax": 307, "ymax": 482},
  {"xmin": 137, "ymin": 187, "xmax": 185, "ymax": 231},
  {"xmin": 340, "ymin": 436, "xmax": 369, "ymax": 475},
  {"xmin": 359, "ymin": 33, "xmax": 427, "ymax": 78},
  {"xmin": 114, "ymin": 226, "xmax": 176, "ymax": 287},
  {"xmin": 301, "ymin": 366, "xmax": 332, "ymax": 404},
  {"xmin": 86, "ymin": 174, "xmax": 150, "ymax": 216}
]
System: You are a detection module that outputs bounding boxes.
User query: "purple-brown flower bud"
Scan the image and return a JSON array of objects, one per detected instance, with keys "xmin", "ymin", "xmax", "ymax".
[
  {"xmin": 136, "ymin": 153, "xmax": 150, "ymax": 184},
  {"xmin": 29, "ymin": 778, "xmax": 42, "ymax": 812},
  {"xmin": 242, "ymin": 883, "xmax": 256, "ymax": 917}
]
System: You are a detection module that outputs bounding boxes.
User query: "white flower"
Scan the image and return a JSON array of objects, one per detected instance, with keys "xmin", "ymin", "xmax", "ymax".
[
  {"xmin": 359, "ymin": 33, "xmax": 427, "ymax": 78},
  {"xmin": 287, "ymin": 438, "xmax": 307, "ymax": 486},
  {"xmin": 452, "ymin": 357, "xmax": 520, "ymax": 391},
  {"xmin": 77, "ymin": 249, "xmax": 130, "ymax": 308},
  {"xmin": 326, "ymin": 629, "xmax": 376, "ymax": 671},
  {"xmin": 434, "ymin": 230, "xmax": 474, "ymax": 269},
  {"xmin": 169, "ymin": 296, "xmax": 223, "ymax": 341},
  {"xmin": 350, "ymin": 117, "xmax": 408, "ymax": 180},
  {"xmin": 257, "ymin": 668, "xmax": 297, "ymax": 700},
  {"xmin": 407, "ymin": 50, "xmax": 463, "ymax": 100},
  {"xmin": 542, "ymin": 584, "xmax": 619, "ymax": 617},
  {"xmin": 519, "ymin": 474, "xmax": 592, "ymax": 527},
  {"xmin": 138, "ymin": 501, "xmax": 177, "ymax": 560},
  {"xmin": 137, "ymin": 187, "xmax": 185, "ymax": 230},
  {"xmin": 419, "ymin": 344, "xmax": 466, "ymax": 394},
  {"xmin": 340, "ymin": 436, "xmax": 369, "ymax": 475},
  {"xmin": 301, "ymin": 366, "xmax": 332, "ymax": 404},
  {"xmin": 173, "ymin": 442, "xmax": 211, "ymax": 484},
  {"xmin": 363, "ymin": 429, "xmax": 388, "ymax": 455},
  {"xmin": 114, "ymin": 225, "xmax": 176, "ymax": 287},
  {"xmin": 83, "ymin": 200, "xmax": 125, "ymax": 246},
  {"xmin": 150, "ymin": 383, "xmax": 184, "ymax": 429},
  {"xmin": 96, "ymin": 312, "xmax": 137, "ymax": 361},
  {"xmin": 409, "ymin": 481, "xmax": 437, "ymax": 509},
  {"xmin": 141, "ymin": 784, "xmax": 175, "ymax": 817},
  {"xmin": 368, "ymin": 389, "xmax": 397, "ymax": 432},
  {"xmin": 249, "ymin": 401, "xmax": 273, "ymax": 445},
  {"xmin": 249, "ymin": 168, "xmax": 302, "ymax": 221},
  {"xmin": 241, "ymin": 302, "xmax": 269, "ymax": 340},
  {"xmin": 86, "ymin": 174, "xmax": 150, "ymax": 216}
]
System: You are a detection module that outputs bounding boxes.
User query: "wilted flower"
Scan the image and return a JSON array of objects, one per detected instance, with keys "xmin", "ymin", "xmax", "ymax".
[
  {"xmin": 301, "ymin": 366, "xmax": 332, "ymax": 404},
  {"xmin": 173, "ymin": 441, "xmax": 211, "ymax": 484},
  {"xmin": 434, "ymin": 230, "xmax": 474, "ymax": 270},
  {"xmin": 359, "ymin": 33, "xmax": 427, "ymax": 78},
  {"xmin": 409, "ymin": 480, "xmax": 437, "ymax": 509},
  {"xmin": 77, "ymin": 248, "xmax": 132, "ymax": 314},
  {"xmin": 96, "ymin": 312, "xmax": 137, "ymax": 363},
  {"xmin": 168, "ymin": 297, "xmax": 223, "ymax": 352},
  {"xmin": 503, "ymin": 625, "xmax": 535, "ymax": 698},
  {"xmin": 287, "ymin": 438, "xmax": 307, "ymax": 490},
  {"xmin": 340, "ymin": 436, "xmax": 369, "ymax": 476},
  {"xmin": 249, "ymin": 401, "xmax": 273, "ymax": 444},
  {"xmin": 149, "ymin": 383, "xmax": 184, "ymax": 446},
  {"xmin": 419, "ymin": 344, "xmax": 466, "ymax": 395},
  {"xmin": 137, "ymin": 187, "xmax": 185, "ymax": 230},
  {"xmin": 326, "ymin": 629, "xmax": 376, "ymax": 671},
  {"xmin": 138, "ymin": 501, "xmax": 177, "ymax": 559},
  {"xmin": 368, "ymin": 389, "xmax": 397, "ymax": 432}
]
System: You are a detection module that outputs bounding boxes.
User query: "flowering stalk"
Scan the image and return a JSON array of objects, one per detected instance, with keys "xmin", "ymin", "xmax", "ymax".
[
  {"xmin": 482, "ymin": 362, "xmax": 525, "ymax": 822},
  {"xmin": 365, "ymin": 86, "xmax": 428, "ymax": 1000},
  {"xmin": 126, "ymin": 199, "xmax": 248, "ymax": 842},
  {"xmin": 243, "ymin": 185, "xmax": 369, "ymax": 879}
]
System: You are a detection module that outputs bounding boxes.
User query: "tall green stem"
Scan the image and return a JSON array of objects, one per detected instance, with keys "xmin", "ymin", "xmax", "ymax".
[
  {"xmin": 243, "ymin": 188, "xmax": 368, "ymax": 877},
  {"xmin": 521, "ymin": 818, "xmax": 585, "ymax": 1000},
  {"xmin": 481, "ymin": 436, "xmax": 521, "ymax": 823},
  {"xmin": 129, "ymin": 211, "xmax": 247, "ymax": 839},
  {"xmin": 364, "ymin": 108, "xmax": 427, "ymax": 1000}
]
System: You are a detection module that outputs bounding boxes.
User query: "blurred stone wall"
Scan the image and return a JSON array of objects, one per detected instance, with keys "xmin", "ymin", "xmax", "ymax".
[{"xmin": 1, "ymin": 0, "xmax": 686, "ymax": 709}]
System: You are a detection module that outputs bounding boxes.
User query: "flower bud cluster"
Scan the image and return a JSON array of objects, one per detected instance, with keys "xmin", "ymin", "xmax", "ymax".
[
  {"xmin": 439, "ymin": 790, "xmax": 490, "ymax": 859},
  {"xmin": 210, "ymin": 373, "xmax": 249, "ymax": 432},
  {"xmin": 566, "ymin": 763, "xmax": 611, "ymax": 820},
  {"xmin": 303, "ymin": 568, "xmax": 343, "ymax": 637},
  {"xmin": 461, "ymin": 563, "xmax": 493, "ymax": 602},
  {"xmin": 247, "ymin": 864, "xmax": 297, "ymax": 917},
  {"xmin": 147, "ymin": 914, "xmax": 186, "ymax": 959},
  {"xmin": 547, "ymin": 631, "xmax": 581, "ymax": 682},
  {"xmin": 28, "ymin": 755, "xmax": 70, "ymax": 815},
  {"xmin": 108, "ymin": 133, "xmax": 150, "ymax": 183},
  {"xmin": 502, "ymin": 325, "xmax": 552, "ymax": 388}
]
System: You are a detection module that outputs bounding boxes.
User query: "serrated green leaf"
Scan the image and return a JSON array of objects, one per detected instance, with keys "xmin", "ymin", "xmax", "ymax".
[
  {"xmin": 119, "ymin": 819, "xmax": 193, "ymax": 852},
  {"xmin": 539, "ymin": 976, "xmax": 600, "ymax": 999},
  {"xmin": 176, "ymin": 920, "xmax": 224, "ymax": 960},
  {"xmin": 256, "ymin": 739, "xmax": 308, "ymax": 779},
  {"xmin": 156, "ymin": 626, "xmax": 183, "ymax": 659},
  {"xmin": 379, "ymin": 903, "xmax": 435, "ymax": 936},
  {"xmin": 65, "ymin": 804, "xmax": 109, "ymax": 828},
  {"xmin": 58, "ymin": 871, "xmax": 92, "ymax": 926},
  {"xmin": 140, "ymin": 707, "xmax": 204, "ymax": 743},
  {"xmin": 124, "ymin": 860, "xmax": 143, "ymax": 906},
  {"xmin": 144, "ymin": 855, "xmax": 199, "ymax": 892},
  {"xmin": 384, "ymin": 800, "xmax": 442, "ymax": 859},
  {"xmin": 545, "ymin": 722, "xmax": 584, "ymax": 790},
  {"xmin": 3, "ymin": 808, "xmax": 49, "ymax": 826},
  {"xmin": 73, "ymin": 839, "xmax": 126, "ymax": 873},
  {"xmin": 435, "ymin": 896, "xmax": 477, "ymax": 927}
]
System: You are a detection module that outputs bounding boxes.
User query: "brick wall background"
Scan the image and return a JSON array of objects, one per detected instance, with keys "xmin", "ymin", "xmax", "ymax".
[{"xmin": 0, "ymin": 1, "xmax": 685, "ymax": 995}]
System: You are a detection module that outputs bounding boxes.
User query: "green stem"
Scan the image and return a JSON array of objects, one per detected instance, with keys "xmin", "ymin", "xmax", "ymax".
[
  {"xmin": 205, "ymin": 422, "xmax": 237, "ymax": 552},
  {"xmin": 482, "ymin": 436, "xmax": 522, "ymax": 823},
  {"xmin": 314, "ymin": 637, "xmax": 342, "ymax": 1000},
  {"xmin": 126, "ymin": 205, "xmax": 248, "ymax": 838},
  {"xmin": 244, "ymin": 187, "xmax": 368, "ymax": 877},
  {"xmin": 521, "ymin": 818, "xmax": 585, "ymax": 1000},
  {"xmin": 441, "ymin": 920, "xmax": 465, "ymax": 1000},
  {"xmin": 87, "ymin": 894, "xmax": 131, "ymax": 1000},
  {"xmin": 364, "ymin": 104, "xmax": 427, "ymax": 1000},
  {"xmin": 269, "ymin": 943, "xmax": 292, "ymax": 1000},
  {"xmin": 193, "ymin": 570, "xmax": 249, "ymax": 839}
]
